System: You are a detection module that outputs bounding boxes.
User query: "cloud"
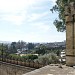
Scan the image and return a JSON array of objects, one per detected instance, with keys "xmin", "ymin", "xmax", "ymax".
[
  {"xmin": 47, "ymin": 34, "xmax": 66, "ymax": 42},
  {"xmin": 2, "ymin": 11, "xmax": 27, "ymax": 26},
  {"xmin": 0, "ymin": 0, "xmax": 56, "ymax": 26},
  {"xmin": 31, "ymin": 22, "xmax": 50, "ymax": 32},
  {"xmin": 1, "ymin": 32, "xmax": 40, "ymax": 42},
  {"xmin": 0, "ymin": 0, "xmax": 36, "ymax": 13},
  {"xmin": 28, "ymin": 12, "xmax": 48, "ymax": 22},
  {"xmin": 0, "ymin": 0, "xmax": 49, "ymax": 26},
  {"xmin": 49, "ymin": 0, "xmax": 56, "ymax": 5},
  {"xmin": 0, "ymin": 0, "xmax": 64, "ymax": 43},
  {"xmin": 0, "ymin": 0, "xmax": 49, "ymax": 13}
]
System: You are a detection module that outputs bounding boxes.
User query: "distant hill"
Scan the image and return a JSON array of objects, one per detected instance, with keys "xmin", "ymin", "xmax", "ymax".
[{"xmin": 0, "ymin": 41, "xmax": 11, "ymax": 44}]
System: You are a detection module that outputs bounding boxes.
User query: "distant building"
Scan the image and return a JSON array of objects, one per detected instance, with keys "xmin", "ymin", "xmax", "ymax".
[{"xmin": 60, "ymin": 50, "xmax": 66, "ymax": 62}]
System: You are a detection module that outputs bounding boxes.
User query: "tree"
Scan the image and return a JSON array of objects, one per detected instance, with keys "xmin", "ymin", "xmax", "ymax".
[
  {"xmin": 0, "ymin": 44, "xmax": 9, "ymax": 58},
  {"xmin": 34, "ymin": 53, "xmax": 59, "ymax": 65},
  {"xmin": 22, "ymin": 55, "xmax": 38, "ymax": 60},
  {"xmin": 35, "ymin": 44, "xmax": 46, "ymax": 55},
  {"xmin": 56, "ymin": 50, "xmax": 60, "ymax": 56},
  {"xmin": 16, "ymin": 40, "xmax": 26, "ymax": 50},
  {"xmin": 27, "ymin": 43, "xmax": 34, "ymax": 50},
  {"xmin": 50, "ymin": 0, "xmax": 74, "ymax": 32},
  {"xmin": 9, "ymin": 42, "xmax": 17, "ymax": 54}
]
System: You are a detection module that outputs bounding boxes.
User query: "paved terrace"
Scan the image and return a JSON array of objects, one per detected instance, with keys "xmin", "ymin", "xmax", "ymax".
[{"xmin": 23, "ymin": 64, "xmax": 75, "ymax": 75}]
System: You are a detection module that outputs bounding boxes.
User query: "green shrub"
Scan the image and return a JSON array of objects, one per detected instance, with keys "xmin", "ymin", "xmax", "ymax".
[
  {"xmin": 9, "ymin": 54, "xmax": 21, "ymax": 60},
  {"xmin": 34, "ymin": 53, "xmax": 59, "ymax": 65},
  {"xmin": 22, "ymin": 55, "xmax": 38, "ymax": 60}
]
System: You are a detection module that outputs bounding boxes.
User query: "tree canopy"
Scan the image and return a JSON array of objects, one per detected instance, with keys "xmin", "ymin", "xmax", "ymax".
[{"xmin": 50, "ymin": 0, "xmax": 74, "ymax": 32}]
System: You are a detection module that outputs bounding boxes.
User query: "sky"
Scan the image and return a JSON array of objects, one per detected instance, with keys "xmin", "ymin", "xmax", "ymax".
[{"xmin": 0, "ymin": 0, "xmax": 66, "ymax": 43}]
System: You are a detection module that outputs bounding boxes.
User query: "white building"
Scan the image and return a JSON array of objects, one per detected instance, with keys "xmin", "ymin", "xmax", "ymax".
[{"xmin": 60, "ymin": 50, "xmax": 66, "ymax": 62}]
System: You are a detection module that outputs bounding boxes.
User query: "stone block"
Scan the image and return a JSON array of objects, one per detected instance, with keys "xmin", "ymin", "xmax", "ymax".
[
  {"xmin": 66, "ymin": 49, "xmax": 75, "ymax": 55},
  {"xmin": 66, "ymin": 39, "xmax": 73, "ymax": 49},
  {"xmin": 66, "ymin": 56, "xmax": 75, "ymax": 66}
]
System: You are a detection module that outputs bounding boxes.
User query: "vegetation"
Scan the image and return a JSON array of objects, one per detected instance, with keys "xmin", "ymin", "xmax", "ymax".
[
  {"xmin": 34, "ymin": 53, "xmax": 59, "ymax": 65},
  {"xmin": 50, "ymin": 0, "xmax": 74, "ymax": 32},
  {"xmin": 6, "ymin": 54, "xmax": 38, "ymax": 62},
  {"xmin": 0, "ymin": 41, "xmax": 65, "ymax": 65},
  {"xmin": 22, "ymin": 54, "xmax": 38, "ymax": 61},
  {"xmin": 27, "ymin": 43, "xmax": 34, "ymax": 50},
  {"xmin": 9, "ymin": 42, "xmax": 17, "ymax": 54},
  {"xmin": 35, "ymin": 44, "xmax": 46, "ymax": 55}
]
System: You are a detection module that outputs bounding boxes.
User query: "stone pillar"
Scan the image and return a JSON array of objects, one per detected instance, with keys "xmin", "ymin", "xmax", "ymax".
[{"xmin": 65, "ymin": 2, "xmax": 75, "ymax": 66}]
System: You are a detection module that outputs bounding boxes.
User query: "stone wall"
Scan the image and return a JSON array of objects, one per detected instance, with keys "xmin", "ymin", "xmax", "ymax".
[
  {"xmin": 65, "ymin": 2, "xmax": 75, "ymax": 66},
  {"xmin": 0, "ymin": 62, "xmax": 35, "ymax": 75}
]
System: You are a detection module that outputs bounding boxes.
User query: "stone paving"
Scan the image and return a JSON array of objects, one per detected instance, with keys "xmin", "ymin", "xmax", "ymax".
[{"xmin": 23, "ymin": 64, "xmax": 75, "ymax": 75}]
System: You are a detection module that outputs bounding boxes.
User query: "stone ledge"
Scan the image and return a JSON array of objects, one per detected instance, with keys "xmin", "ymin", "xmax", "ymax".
[{"xmin": 23, "ymin": 65, "xmax": 75, "ymax": 75}]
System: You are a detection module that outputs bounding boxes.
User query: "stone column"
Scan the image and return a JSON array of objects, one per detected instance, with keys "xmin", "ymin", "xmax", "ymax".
[{"xmin": 65, "ymin": 2, "xmax": 75, "ymax": 66}]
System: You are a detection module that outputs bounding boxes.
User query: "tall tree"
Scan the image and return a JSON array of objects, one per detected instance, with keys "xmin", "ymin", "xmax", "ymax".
[
  {"xmin": 27, "ymin": 43, "xmax": 34, "ymax": 50},
  {"xmin": 35, "ymin": 44, "xmax": 46, "ymax": 55},
  {"xmin": 16, "ymin": 40, "xmax": 26, "ymax": 50},
  {"xmin": 9, "ymin": 42, "xmax": 17, "ymax": 54},
  {"xmin": 50, "ymin": 0, "xmax": 74, "ymax": 32},
  {"xmin": 0, "ymin": 44, "xmax": 9, "ymax": 57}
]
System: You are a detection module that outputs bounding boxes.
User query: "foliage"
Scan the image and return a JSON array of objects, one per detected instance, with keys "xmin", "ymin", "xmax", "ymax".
[
  {"xmin": 9, "ymin": 54, "xmax": 21, "ymax": 60},
  {"xmin": 34, "ymin": 53, "xmax": 59, "ymax": 65},
  {"xmin": 35, "ymin": 44, "xmax": 46, "ymax": 55},
  {"xmin": 35, "ymin": 44, "xmax": 63, "ymax": 55},
  {"xmin": 27, "ymin": 43, "xmax": 34, "ymax": 50},
  {"xmin": 0, "ymin": 44, "xmax": 9, "ymax": 57},
  {"xmin": 35, "ymin": 49, "xmax": 46, "ymax": 55},
  {"xmin": 56, "ymin": 50, "xmax": 60, "ymax": 56},
  {"xmin": 7, "ymin": 54, "xmax": 38, "ymax": 61},
  {"xmin": 22, "ymin": 54, "xmax": 38, "ymax": 60},
  {"xmin": 50, "ymin": 0, "xmax": 74, "ymax": 32},
  {"xmin": 8, "ymin": 42, "xmax": 17, "ymax": 54},
  {"xmin": 16, "ymin": 40, "xmax": 26, "ymax": 49}
]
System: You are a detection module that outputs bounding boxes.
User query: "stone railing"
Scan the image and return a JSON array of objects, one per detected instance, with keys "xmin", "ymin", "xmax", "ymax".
[{"xmin": 0, "ymin": 57, "xmax": 44, "ymax": 69}]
